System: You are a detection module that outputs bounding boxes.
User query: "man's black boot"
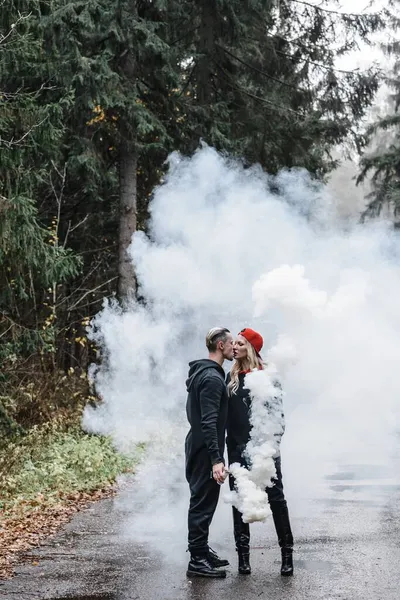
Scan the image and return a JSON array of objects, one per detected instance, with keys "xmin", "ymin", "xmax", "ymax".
[
  {"xmin": 238, "ymin": 549, "xmax": 251, "ymax": 575},
  {"xmin": 270, "ymin": 501, "xmax": 294, "ymax": 577},
  {"xmin": 186, "ymin": 554, "xmax": 227, "ymax": 578},
  {"xmin": 208, "ymin": 547, "xmax": 229, "ymax": 567}
]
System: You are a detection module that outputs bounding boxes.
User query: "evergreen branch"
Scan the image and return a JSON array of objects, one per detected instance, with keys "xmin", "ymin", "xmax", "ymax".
[
  {"xmin": 216, "ymin": 44, "xmax": 310, "ymax": 93},
  {"xmin": 176, "ymin": 64, "xmax": 196, "ymax": 99},
  {"xmin": 365, "ymin": 113, "xmax": 400, "ymax": 135},
  {"xmin": 241, "ymin": 29, "xmax": 370, "ymax": 76},
  {"xmin": 170, "ymin": 25, "xmax": 200, "ymax": 46},
  {"xmin": 291, "ymin": 0, "xmax": 379, "ymax": 18},
  {"xmin": 236, "ymin": 84, "xmax": 301, "ymax": 117},
  {"xmin": 214, "ymin": 60, "xmax": 301, "ymax": 116},
  {"xmin": 274, "ymin": 47, "xmax": 365, "ymax": 75}
]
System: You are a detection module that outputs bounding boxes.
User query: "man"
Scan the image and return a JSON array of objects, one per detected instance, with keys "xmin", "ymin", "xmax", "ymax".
[{"xmin": 185, "ymin": 327, "xmax": 234, "ymax": 578}]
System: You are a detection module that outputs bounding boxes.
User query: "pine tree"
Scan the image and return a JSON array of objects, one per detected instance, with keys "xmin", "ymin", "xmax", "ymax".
[
  {"xmin": 0, "ymin": 0, "xmax": 390, "ymax": 378},
  {"xmin": 31, "ymin": 0, "xmax": 184, "ymax": 298},
  {"xmin": 173, "ymin": 0, "xmax": 385, "ymax": 177},
  {"xmin": 358, "ymin": 3, "xmax": 400, "ymax": 222},
  {"xmin": 0, "ymin": 1, "xmax": 81, "ymax": 367}
]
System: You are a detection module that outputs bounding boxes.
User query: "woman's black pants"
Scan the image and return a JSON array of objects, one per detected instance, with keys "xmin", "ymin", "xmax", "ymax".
[{"xmin": 229, "ymin": 456, "xmax": 294, "ymax": 553}]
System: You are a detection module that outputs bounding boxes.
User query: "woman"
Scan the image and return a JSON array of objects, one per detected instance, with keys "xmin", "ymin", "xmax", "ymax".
[{"xmin": 226, "ymin": 327, "xmax": 294, "ymax": 576}]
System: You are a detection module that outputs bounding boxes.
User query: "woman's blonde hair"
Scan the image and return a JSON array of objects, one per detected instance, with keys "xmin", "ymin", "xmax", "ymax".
[{"xmin": 228, "ymin": 338, "xmax": 263, "ymax": 395}]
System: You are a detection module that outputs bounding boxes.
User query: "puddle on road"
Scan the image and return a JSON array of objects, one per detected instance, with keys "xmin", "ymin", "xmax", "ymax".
[
  {"xmin": 325, "ymin": 463, "xmax": 400, "ymax": 484},
  {"xmin": 329, "ymin": 483, "xmax": 400, "ymax": 493},
  {"xmin": 321, "ymin": 497, "xmax": 379, "ymax": 506},
  {"xmin": 325, "ymin": 464, "xmax": 386, "ymax": 481},
  {"xmin": 296, "ymin": 559, "xmax": 335, "ymax": 575}
]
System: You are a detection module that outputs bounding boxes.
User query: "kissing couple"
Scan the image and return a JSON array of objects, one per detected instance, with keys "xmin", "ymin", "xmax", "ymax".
[{"xmin": 185, "ymin": 327, "xmax": 294, "ymax": 578}]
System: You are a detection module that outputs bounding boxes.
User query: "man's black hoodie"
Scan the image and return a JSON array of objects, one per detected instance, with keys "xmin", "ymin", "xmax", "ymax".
[{"xmin": 185, "ymin": 359, "xmax": 228, "ymax": 476}]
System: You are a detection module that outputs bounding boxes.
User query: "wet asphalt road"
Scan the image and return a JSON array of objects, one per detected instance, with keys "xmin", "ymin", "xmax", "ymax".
[{"xmin": 1, "ymin": 465, "xmax": 400, "ymax": 600}]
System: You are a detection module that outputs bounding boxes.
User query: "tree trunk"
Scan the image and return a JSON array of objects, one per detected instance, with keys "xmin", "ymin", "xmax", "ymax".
[
  {"xmin": 118, "ymin": 144, "xmax": 137, "ymax": 301},
  {"xmin": 197, "ymin": 0, "xmax": 215, "ymax": 106}
]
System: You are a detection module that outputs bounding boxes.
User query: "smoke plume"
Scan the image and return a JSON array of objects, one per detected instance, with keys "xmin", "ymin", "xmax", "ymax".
[
  {"xmin": 228, "ymin": 367, "xmax": 285, "ymax": 523},
  {"xmin": 83, "ymin": 146, "xmax": 400, "ymax": 556}
]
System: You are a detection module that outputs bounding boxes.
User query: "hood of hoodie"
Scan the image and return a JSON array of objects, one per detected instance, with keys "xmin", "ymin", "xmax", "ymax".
[{"xmin": 186, "ymin": 359, "xmax": 225, "ymax": 391}]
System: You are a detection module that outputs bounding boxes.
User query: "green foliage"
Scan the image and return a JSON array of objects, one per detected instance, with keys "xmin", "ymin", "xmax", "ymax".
[
  {"xmin": 0, "ymin": 2, "xmax": 83, "ymax": 367},
  {"xmin": 0, "ymin": 195, "xmax": 81, "ymax": 295},
  {"xmin": 0, "ymin": 424, "xmax": 139, "ymax": 512},
  {"xmin": 0, "ymin": 369, "xmax": 139, "ymax": 513}
]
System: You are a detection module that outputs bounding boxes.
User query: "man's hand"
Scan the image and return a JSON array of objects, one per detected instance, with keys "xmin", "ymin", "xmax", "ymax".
[{"xmin": 212, "ymin": 462, "xmax": 226, "ymax": 484}]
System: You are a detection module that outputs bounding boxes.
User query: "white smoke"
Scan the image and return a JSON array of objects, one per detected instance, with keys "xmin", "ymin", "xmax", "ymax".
[
  {"xmin": 253, "ymin": 264, "xmax": 328, "ymax": 317},
  {"xmin": 228, "ymin": 262, "xmax": 375, "ymax": 523},
  {"xmin": 227, "ymin": 368, "xmax": 284, "ymax": 523},
  {"xmin": 83, "ymin": 146, "xmax": 400, "ymax": 558},
  {"xmin": 266, "ymin": 334, "xmax": 298, "ymax": 375}
]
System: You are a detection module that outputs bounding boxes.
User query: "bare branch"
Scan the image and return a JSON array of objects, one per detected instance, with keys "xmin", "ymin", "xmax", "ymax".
[
  {"xmin": 56, "ymin": 258, "xmax": 109, "ymax": 309},
  {"xmin": 0, "ymin": 12, "xmax": 32, "ymax": 47},
  {"xmin": 0, "ymin": 323, "xmax": 14, "ymax": 339},
  {"xmin": 0, "ymin": 83, "xmax": 58, "ymax": 100},
  {"xmin": 68, "ymin": 277, "xmax": 118, "ymax": 312},
  {"xmin": 63, "ymin": 215, "xmax": 89, "ymax": 248},
  {"xmin": 0, "ymin": 117, "xmax": 48, "ymax": 148},
  {"xmin": 69, "ymin": 215, "xmax": 89, "ymax": 235}
]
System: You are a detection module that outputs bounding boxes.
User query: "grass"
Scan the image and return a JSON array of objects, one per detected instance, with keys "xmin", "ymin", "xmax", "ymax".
[{"xmin": 0, "ymin": 423, "xmax": 139, "ymax": 516}]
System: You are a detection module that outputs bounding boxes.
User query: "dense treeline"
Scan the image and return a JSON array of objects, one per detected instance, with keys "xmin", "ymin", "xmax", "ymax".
[{"xmin": 0, "ymin": 0, "xmax": 389, "ymax": 433}]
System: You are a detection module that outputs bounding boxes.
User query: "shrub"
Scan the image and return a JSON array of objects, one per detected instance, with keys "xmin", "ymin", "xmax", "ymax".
[{"xmin": 0, "ymin": 424, "xmax": 139, "ymax": 514}]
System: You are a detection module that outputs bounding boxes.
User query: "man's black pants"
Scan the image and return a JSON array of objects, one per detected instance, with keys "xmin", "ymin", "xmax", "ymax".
[{"xmin": 186, "ymin": 450, "xmax": 220, "ymax": 555}]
